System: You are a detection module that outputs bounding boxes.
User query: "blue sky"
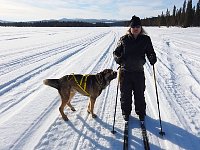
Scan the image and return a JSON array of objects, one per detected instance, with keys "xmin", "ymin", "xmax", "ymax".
[{"xmin": 0, "ymin": 0, "xmax": 199, "ymax": 21}]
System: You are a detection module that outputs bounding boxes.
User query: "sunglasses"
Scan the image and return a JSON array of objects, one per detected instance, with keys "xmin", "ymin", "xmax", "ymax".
[{"xmin": 131, "ymin": 25, "xmax": 141, "ymax": 28}]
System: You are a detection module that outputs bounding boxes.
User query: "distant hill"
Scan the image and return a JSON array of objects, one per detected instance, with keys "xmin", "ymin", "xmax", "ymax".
[
  {"xmin": 0, "ymin": 18, "xmax": 127, "ymax": 24},
  {"xmin": 0, "ymin": 18, "xmax": 129, "ymax": 27},
  {"xmin": 0, "ymin": 20, "xmax": 11, "ymax": 23},
  {"xmin": 59, "ymin": 18, "xmax": 121, "ymax": 23}
]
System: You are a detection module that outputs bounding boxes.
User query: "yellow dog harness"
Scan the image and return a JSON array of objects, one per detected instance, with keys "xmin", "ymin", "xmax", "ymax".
[{"xmin": 71, "ymin": 74, "xmax": 90, "ymax": 96}]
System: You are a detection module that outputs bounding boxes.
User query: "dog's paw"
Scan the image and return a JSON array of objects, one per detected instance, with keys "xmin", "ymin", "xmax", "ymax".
[
  {"xmin": 87, "ymin": 110, "xmax": 90, "ymax": 114},
  {"xmin": 71, "ymin": 107, "xmax": 76, "ymax": 111},
  {"xmin": 92, "ymin": 114, "xmax": 97, "ymax": 118},
  {"xmin": 62, "ymin": 116, "xmax": 69, "ymax": 121}
]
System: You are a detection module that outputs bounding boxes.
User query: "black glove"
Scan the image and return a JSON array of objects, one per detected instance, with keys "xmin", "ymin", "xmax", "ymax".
[
  {"xmin": 115, "ymin": 55, "xmax": 124, "ymax": 65},
  {"xmin": 149, "ymin": 54, "xmax": 157, "ymax": 65},
  {"xmin": 113, "ymin": 51, "xmax": 124, "ymax": 65}
]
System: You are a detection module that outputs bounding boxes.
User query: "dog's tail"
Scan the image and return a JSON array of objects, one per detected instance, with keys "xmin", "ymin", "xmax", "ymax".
[{"xmin": 43, "ymin": 79, "xmax": 60, "ymax": 90}]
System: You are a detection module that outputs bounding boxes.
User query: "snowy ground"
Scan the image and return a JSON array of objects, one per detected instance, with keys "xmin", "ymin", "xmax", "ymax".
[{"xmin": 0, "ymin": 26, "xmax": 200, "ymax": 150}]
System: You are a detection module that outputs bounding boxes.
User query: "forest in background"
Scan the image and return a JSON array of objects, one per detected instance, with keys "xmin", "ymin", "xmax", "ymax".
[{"xmin": 142, "ymin": 0, "xmax": 200, "ymax": 27}]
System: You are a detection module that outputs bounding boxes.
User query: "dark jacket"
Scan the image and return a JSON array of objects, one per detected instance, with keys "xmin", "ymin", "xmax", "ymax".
[{"xmin": 113, "ymin": 32, "xmax": 156, "ymax": 72}]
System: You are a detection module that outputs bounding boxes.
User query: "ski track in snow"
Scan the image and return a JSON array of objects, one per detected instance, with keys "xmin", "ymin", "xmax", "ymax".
[{"xmin": 0, "ymin": 27, "xmax": 200, "ymax": 150}]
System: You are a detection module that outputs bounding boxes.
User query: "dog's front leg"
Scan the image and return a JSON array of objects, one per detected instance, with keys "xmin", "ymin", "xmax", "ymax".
[{"xmin": 89, "ymin": 97, "xmax": 97, "ymax": 118}]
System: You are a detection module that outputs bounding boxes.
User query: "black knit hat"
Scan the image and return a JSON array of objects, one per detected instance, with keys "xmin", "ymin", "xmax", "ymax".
[{"xmin": 130, "ymin": 16, "xmax": 141, "ymax": 27}]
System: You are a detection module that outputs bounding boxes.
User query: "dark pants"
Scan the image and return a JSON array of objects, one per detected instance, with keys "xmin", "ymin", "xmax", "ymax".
[{"xmin": 120, "ymin": 70, "xmax": 146, "ymax": 116}]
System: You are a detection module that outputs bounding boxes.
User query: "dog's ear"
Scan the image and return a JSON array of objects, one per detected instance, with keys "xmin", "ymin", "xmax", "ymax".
[
  {"xmin": 103, "ymin": 69, "xmax": 108, "ymax": 73},
  {"xmin": 96, "ymin": 72, "xmax": 105, "ymax": 85},
  {"xmin": 102, "ymin": 69, "xmax": 113, "ymax": 74}
]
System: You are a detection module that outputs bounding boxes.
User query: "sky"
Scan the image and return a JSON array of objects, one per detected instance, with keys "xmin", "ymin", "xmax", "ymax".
[{"xmin": 0, "ymin": 0, "xmax": 199, "ymax": 22}]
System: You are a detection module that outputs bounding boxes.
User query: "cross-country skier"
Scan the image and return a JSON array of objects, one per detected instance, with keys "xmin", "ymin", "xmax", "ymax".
[{"xmin": 113, "ymin": 15, "xmax": 157, "ymax": 121}]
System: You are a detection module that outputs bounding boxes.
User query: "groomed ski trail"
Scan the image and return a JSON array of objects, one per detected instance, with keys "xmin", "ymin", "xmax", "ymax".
[{"xmin": 0, "ymin": 27, "xmax": 200, "ymax": 150}]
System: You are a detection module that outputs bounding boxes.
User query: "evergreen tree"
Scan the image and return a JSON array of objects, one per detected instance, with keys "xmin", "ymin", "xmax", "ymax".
[
  {"xmin": 181, "ymin": 0, "xmax": 187, "ymax": 26},
  {"xmin": 177, "ymin": 8, "xmax": 182, "ymax": 26},
  {"xmin": 192, "ymin": 6, "xmax": 196, "ymax": 26},
  {"xmin": 157, "ymin": 15, "xmax": 161, "ymax": 27},
  {"xmin": 160, "ymin": 11, "xmax": 166, "ymax": 26},
  {"xmin": 184, "ymin": 0, "xmax": 193, "ymax": 27},
  {"xmin": 166, "ymin": 9, "xmax": 171, "ymax": 27},
  {"xmin": 194, "ymin": 0, "xmax": 200, "ymax": 26},
  {"xmin": 172, "ymin": 5, "xmax": 177, "ymax": 26}
]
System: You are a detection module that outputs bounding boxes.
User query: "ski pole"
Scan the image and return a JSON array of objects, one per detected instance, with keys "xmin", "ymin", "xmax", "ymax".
[
  {"xmin": 153, "ymin": 65, "xmax": 165, "ymax": 136},
  {"xmin": 111, "ymin": 66, "xmax": 121, "ymax": 134}
]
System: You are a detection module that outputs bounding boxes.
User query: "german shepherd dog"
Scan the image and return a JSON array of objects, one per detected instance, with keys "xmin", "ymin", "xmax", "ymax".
[{"xmin": 43, "ymin": 69, "xmax": 117, "ymax": 121}]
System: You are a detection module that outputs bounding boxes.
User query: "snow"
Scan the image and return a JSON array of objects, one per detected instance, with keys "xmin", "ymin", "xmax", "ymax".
[{"xmin": 0, "ymin": 26, "xmax": 200, "ymax": 150}]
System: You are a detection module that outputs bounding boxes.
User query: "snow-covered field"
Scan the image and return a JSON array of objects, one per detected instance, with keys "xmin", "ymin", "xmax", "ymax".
[{"xmin": 0, "ymin": 26, "xmax": 200, "ymax": 150}]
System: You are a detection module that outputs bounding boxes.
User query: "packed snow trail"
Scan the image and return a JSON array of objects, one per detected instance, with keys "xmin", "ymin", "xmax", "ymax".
[{"xmin": 0, "ymin": 27, "xmax": 200, "ymax": 150}]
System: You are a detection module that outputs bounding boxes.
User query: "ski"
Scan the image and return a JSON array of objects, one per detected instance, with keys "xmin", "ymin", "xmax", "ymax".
[
  {"xmin": 140, "ymin": 121, "xmax": 150, "ymax": 150},
  {"xmin": 123, "ymin": 121, "xmax": 129, "ymax": 150}
]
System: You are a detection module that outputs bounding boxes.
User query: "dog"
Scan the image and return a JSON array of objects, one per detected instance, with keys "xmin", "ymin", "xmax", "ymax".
[{"xmin": 43, "ymin": 69, "xmax": 117, "ymax": 121}]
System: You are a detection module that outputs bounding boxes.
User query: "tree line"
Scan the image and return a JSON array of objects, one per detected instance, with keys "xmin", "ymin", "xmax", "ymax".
[
  {"xmin": 142, "ymin": 0, "xmax": 200, "ymax": 27},
  {"xmin": 0, "ymin": 21, "xmax": 110, "ymax": 27}
]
